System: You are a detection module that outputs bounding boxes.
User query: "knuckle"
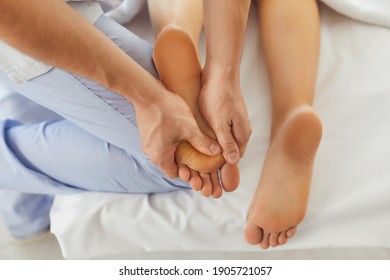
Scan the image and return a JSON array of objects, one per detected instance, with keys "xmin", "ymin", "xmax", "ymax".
[
  {"xmin": 181, "ymin": 126, "xmax": 194, "ymax": 140},
  {"xmin": 161, "ymin": 161, "xmax": 177, "ymax": 179},
  {"xmin": 142, "ymin": 145, "xmax": 152, "ymax": 158},
  {"xmin": 150, "ymin": 156, "xmax": 159, "ymax": 167},
  {"xmin": 234, "ymin": 119, "xmax": 252, "ymax": 142},
  {"xmin": 147, "ymin": 150, "xmax": 163, "ymax": 167},
  {"xmin": 165, "ymin": 171, "xmax": 177, "ymax": 179},
  {"xmin": 221, "ymin": 139, "xmax": 238, "ymax": 151},
  {"xmin": 246, "ymin": 123, "xmax": 253, "ymax": 137},
  {"xmin": 241, "ymin": 124, "xmax": 253, "ymax": 142},
  {"xmin": 212, "ymin": 122, "xmax": 229, "ymax": 136},
  {"xmin": 194, "ymin": 135, "xmax": 208, "ymax": 148}
]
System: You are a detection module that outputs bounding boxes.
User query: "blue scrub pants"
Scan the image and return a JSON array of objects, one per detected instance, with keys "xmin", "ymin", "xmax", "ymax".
[{"xmin": 0, "ymin": 16, "xmax": 190, "ymax": 238}]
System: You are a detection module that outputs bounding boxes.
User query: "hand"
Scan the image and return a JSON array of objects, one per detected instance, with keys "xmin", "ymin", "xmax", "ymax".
[
  {"xmin": 135, "ymin": 89, "xmax": 221, "ymax": 178},
  {"xmin": 199, "ymin": 70, "xmax": 252, "ymax": 165}
]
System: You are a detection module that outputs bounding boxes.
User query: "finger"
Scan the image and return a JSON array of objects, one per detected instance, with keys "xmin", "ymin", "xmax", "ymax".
[
  {"xmin": 200, "ymin": 173, "xmax": 212, "ymax": 197},
  {"xmin": 214, "ymin": 123, "xmax": 240, "ymax": 165},
  {"xmin": 151, "ymin": 151, "xmax": 178, "ymax": 179},
  {"xmin": 184, "ymin": 124, "xmax": 221, "ymax": 156},
  {"xmin": 232, "ymin": 120, "xmax": 252, "ymax": 157},
  {"xmin": 210, "ymin": 172, "xmax": 223, "ymax": 199},
  {"xmin": 178, "ymin": 164, "xmax": 190, "ymax": 182},
  {"xmin": 160, "ymin": 161, "xmax": 178, "ymax": 179},
  {"xmin": 238, "ymin": 143, "xmax": 248, "ymax": 159}
]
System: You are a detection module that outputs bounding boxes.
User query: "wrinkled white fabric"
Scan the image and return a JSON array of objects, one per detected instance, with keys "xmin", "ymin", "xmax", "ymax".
[
  {"xmin": 321, "ymin": 0, "xmax": 390, "ymax": 28},
  {"xmin": 105, "ymin": 0, "xmax": 146, "ymax": 24}
]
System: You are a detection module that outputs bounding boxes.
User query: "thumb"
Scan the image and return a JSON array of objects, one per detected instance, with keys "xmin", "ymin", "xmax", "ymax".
[
  {"xmin": 185, "ymin": 125, "xmax": 221, "ymax": 156},
  {"xmin": 214, "ymin": 125, "xmax": 240, "ymax": 165}
]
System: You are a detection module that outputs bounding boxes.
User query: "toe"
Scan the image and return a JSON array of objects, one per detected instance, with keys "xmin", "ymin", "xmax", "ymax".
[
  {"xmin": 220, "ymin": 164, "xmax": 240, "ymax": 192},
  {"xmin": 269, "ymin": 233, "xmax": 279, "ymax": 248},
  {"xmin": 260, "ymin": 232, "xmax": 270, "ymax": 250},
  {"xmin": 245, "ymin": 223, "xmax": 263, "ymax": 245},
  {"xmin": 287, "ymin": 227, "xmax": 297, "ymax": 238},
  {"xmin": 278, "ymin": 231, "xmax": 288, "ymax": 245},
  {"xmin": 189, "ymin": 170, "xmax": 202, "ymax": 191},
  {"xmin": 200, "ymin": 173, "xmax": 212, "ymax": 197},
  {"xmin": 178, "ymin": 164, "xmax": 190, "ymax": 182},
  {"xmin": 210, "ymin": 172, "xmax": 223, "ymax": 199}
]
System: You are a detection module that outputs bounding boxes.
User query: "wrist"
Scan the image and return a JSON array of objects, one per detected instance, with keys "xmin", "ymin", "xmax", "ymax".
[
  {"xmin": 108, "ymin": 69, "xmax": 163, "ymax": 111},
  {"xmin": 202, "ymin": 63, "xmax": 240, "ymax": 85}
]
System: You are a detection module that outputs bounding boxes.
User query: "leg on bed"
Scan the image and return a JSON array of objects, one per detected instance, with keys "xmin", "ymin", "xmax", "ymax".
[
  {"xmin": 0, "ymin": 88, "xmax": 57, "ymax": 239},
  {"xmin": 0, "ymin": 119, "xmax": 190, "ymax": 195},
  {"xmin": 0, "ymin": 15, "xmax": 188, "ymax": 238},
  {"xmin": 0, "ymin": 191, "xmax": 52, "ymax": 239},
  {"xmin": 245, "ymin": 0, "xmax": 323, "ymax": 249}
]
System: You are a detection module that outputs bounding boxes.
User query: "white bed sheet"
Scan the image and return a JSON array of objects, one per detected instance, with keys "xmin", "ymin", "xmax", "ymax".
[{"xmin": 50, "ymin": 4, "xmax": 390, "ymax": 259}]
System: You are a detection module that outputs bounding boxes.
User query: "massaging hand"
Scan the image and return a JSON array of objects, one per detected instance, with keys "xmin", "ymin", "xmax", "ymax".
[
  {"xmin": 199, "ymin": 73, "xmax": 252, "ymax": 164},
  {"xmin": 135, "ymin": 89, "xmax": 221, "ymax": 178}
]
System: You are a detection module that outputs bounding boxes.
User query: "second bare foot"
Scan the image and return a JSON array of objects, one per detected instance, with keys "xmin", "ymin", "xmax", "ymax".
[{"xmin": 245, "ymin": 105, "xmax": 322, "ymax": 249}]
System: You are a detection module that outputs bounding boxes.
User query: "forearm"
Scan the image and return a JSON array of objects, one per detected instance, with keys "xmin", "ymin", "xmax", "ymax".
[
  {"xmin": 0, "ymin": 0, "xmax": 158, "ymax": 107},
  {"xmin": 202, "ymin": 0, "xmax": 251, "ymax": 81}
]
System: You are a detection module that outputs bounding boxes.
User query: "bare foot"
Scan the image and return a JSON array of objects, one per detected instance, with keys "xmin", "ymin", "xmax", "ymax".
[
  {"xmin": 245, "ymin": 105, "xmax": 322, "ymax": 249},
  {"xmin": 153, "ymin": 25, "xmax": 240, "ymax": 197}
]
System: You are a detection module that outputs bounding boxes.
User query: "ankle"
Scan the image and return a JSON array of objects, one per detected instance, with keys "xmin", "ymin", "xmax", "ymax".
[{"xmin": 271, "ymin": 104, "xmax": 316, "ymax": 137}]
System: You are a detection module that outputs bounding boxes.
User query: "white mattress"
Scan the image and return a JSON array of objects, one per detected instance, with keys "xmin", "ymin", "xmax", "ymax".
[{"xmin": 50, "ymin": 4, "xmax": 390, "ymax": 259}]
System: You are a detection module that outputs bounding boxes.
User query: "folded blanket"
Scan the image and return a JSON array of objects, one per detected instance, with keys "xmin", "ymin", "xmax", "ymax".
[{"xmin": 321, "ymin": 0, "xmax": 390, "ymax": 28}]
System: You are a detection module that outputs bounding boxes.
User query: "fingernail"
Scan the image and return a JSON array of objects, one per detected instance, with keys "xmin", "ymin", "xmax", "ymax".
[
  {"xmin": 209, "ymin": 144, "xmax": 220, "ymax": 155},
  {"xmin": 228, "ymin": 152, "xmax": 239, "ymax": 163}
]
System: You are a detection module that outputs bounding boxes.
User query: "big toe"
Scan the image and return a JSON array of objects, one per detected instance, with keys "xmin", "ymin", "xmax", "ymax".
[
  {"xmin": 220, "ymin": 164, "xmax": 240, "ymax": 192},
  {"xmin": 245, "ymin": 223, "xmax": 263, "ymax": 245}
]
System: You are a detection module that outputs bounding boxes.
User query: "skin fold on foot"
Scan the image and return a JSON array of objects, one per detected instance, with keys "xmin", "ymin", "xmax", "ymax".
[
  {"xmin": 245, "ymin": 105, "xmax": 322, "ymax": 249},
  {"xmin": 153, "ymin": 25, "xmax": 240, "ymax": 197}
]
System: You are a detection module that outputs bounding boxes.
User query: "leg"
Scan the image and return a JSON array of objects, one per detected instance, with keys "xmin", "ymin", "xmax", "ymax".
[
  {"xmin": 0, "ymin": 87, "xmax": 58, "ymax": 239},
  {"xmin": 245, "ymin": 0, "xmax": 323, "ymax": 249},
  {"xmin": 0, "ymin": 97, "xmax": 189, "ymax": 234},
  {"xmin": 0, "ymin": 119, "xmax": 189, "ymax": 195},
  {"xmin": 149, "ymin": 0, "xmax": 240, "ymax": 197},
  {"xmin": 0, "ymin": 89, "xmax": 188, "ymax": 232},
  {"xmin": 0, "ymin": 191, "xmax": 52, "ymax": 239},
  {"xmin": 0, "ymin": 15, "xmax": 188, "ymax": 237},
  {"xmin": 148, "ymin": 0, "xmax": 203, "ymax": 55}
]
